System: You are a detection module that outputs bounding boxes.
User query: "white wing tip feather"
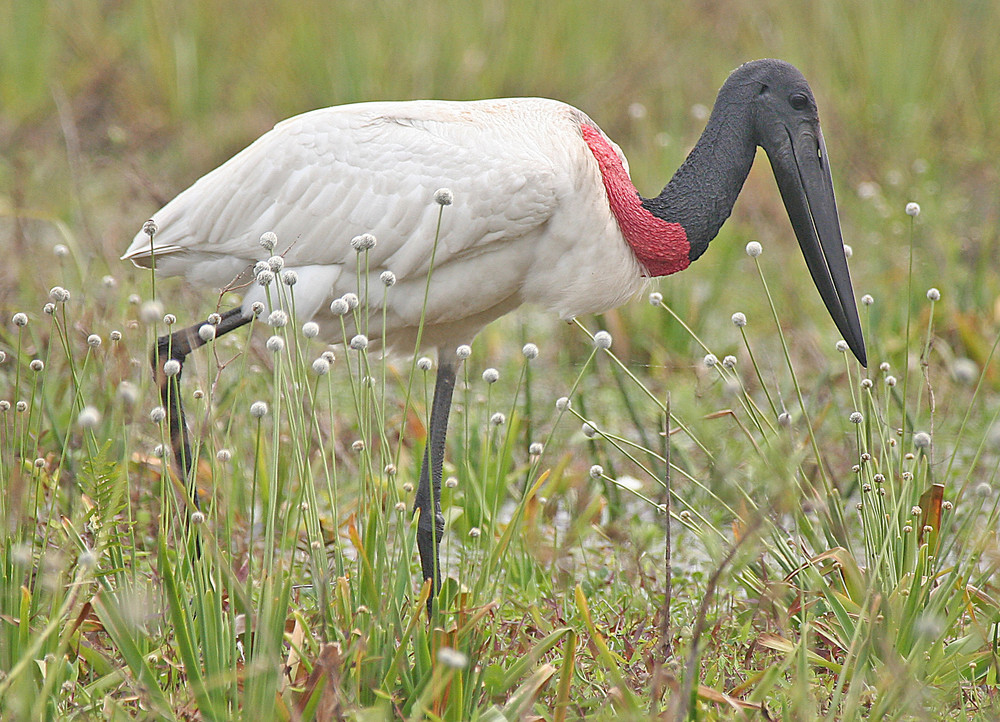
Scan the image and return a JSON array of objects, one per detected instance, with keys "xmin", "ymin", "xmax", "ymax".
[{"xmin": 121, "ymin": 236, "xmax": 185, "ymax": 268}]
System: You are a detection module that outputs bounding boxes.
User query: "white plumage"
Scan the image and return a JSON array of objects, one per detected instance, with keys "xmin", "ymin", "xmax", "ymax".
[{"xmin": 123, "ymin": 98, "xmax": 645, "ymax": 351}]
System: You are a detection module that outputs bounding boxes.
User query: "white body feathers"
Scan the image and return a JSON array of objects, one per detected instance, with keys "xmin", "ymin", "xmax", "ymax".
[{"xmin": 123, "ymin": 98, "xmax": 645, "ymax": 351}]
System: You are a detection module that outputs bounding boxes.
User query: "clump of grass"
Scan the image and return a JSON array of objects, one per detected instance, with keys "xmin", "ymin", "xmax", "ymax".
[{"xmin": 3, "ymin": 201, "xmax": 1000, "ymax": 718}]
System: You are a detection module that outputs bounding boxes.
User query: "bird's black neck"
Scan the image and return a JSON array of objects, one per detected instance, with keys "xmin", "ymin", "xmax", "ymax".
[{"xmin": 641, "ymin": 90, "xmax": 758, "ymax": 262}]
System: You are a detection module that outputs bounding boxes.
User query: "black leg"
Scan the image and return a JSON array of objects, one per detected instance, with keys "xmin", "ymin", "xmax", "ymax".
[
  {"xmin": 152, "ymin": 307, "xmax": 251, "ymax": 500},
  {"xmin": 412, "ymin": 354, "xmax": 457, "ymax": 611}
]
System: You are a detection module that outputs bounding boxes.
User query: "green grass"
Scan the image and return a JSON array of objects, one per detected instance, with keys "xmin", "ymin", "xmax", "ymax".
[{"xmin": 2, "ymin": 1, "xmax": 1000, "ymax": 719}]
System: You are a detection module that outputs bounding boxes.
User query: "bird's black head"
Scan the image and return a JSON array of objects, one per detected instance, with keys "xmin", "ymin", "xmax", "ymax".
[
  {"xmin": 738, "ymin": 59, "xmax": 867, "ymax": 366},
  {"xmin": 645, "ymin": 59, "xmax": 866, "ymax": 366}
]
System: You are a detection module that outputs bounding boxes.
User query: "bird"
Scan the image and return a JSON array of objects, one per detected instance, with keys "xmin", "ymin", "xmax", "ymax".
[{"xmin": 123, "ymin": 58, "xmax": 867, "ymax": 609}]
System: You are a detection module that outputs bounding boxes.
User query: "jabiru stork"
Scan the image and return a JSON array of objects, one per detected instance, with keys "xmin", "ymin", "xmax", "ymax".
[{"xmin": 122, "ymin": 58, "xmax": 867, "ymax": 606}]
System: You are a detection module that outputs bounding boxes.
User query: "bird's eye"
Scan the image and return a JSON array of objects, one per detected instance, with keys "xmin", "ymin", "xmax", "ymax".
[{"xmin": 789, "ymin": 92, "xmax": 809, "ymax": 110}]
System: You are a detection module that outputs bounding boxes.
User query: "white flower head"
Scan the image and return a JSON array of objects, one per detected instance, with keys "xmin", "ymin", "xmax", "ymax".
[
  {"xmin": 207, "ymin": 312, "xmax": 222, "ymax": 326},
  {"xmin": 87, "ymin": 334, "xmax": 102, "ymax": 348},
  {"xmin": 436, "ymin": 646, "xmax": 467, "ymax": 669},
  {"xmin": 913, "ymin": 432, "xmax": 931, "ymax": 449},
  {"xmin": 886, "ymin": 375, "xmax": 897, "ymax": 387},
  {"xmin": 329, "ymin": 298, "xmax": 349, "ymax": 316},
  {"xmin": 312, "ymin": 357, "xmax": 330, "ymax": 375},
  {"xmin": 555, "ymin": 396, "xmax": 570, "ymax": 412},
  {"xmin": 49, "ymin": 286, "xmax": 71, "ymax": 303},
  {"xmin": 249, "ymin": 401, "xmax": 269, "ymax": 418},
  {"xmin": 836, "ymin": 340, "xmax": 849, "ymax": 353},
  {"xmin": 849, "ymin": 411, "xmax": 864, "ymax": 424},
  {"xmin": 723, "ymin": 355, "xmax": 737, "ymax": 369},
  {"xmin": 350, "ymin": 233, "xmax": 377, "ymax": 252},
  {"xmin": 589, "ymin": 464, "xmax": 604, "ymax": 479},
  {"xmin": 342, "ymin": 293, "xmax": 359, "ymax": 310},
  {"xmin": 581, "ymin": 422, "xmax": 597, "ymax": 438},
  {"xmin": 905, "ymin": 202, "xmax": 921, "ymax": 217},
  {"xmin": 648, "ymin": 291, "xmax": 663, "ymax": 306},
  {"xmin": 456, "ymin": 344, "xmax": 472, "ymax": 360},
  {"xmin": 12, "ymin": 312, "xmax": 28, "ymax": 327},
  {"xmin": 116, "ymin": 381, "xmax": 138, "ymax": 406},
  {"xmin": 350, "ymin": 334, "xmax": 369, "ymax": 351},
  {"xmin": 256, "ymin": 269, "xmax": 274, "ymax": 286},
  {"xmin": 482, "ymin": 368, "xmax": 499, "ymax": 384},
  {"xmin": 281, "ymin": 270, "xmax": 298, "ymax": 286},
  {"xmin": 522, "ymin": 343, "xmax": 539, "ymax": 360},
  {"xmin": 380, "ymin": 270, "xmax": 396, "ymax": 287},
  {"xmin": 259, "ymin": 231, "xmax": 277, "ymax": 251},
  {"xmin": 163, "ymin": 313, "xmax": 176, "ymax": 326},
  {"xmin": 861, "ymin": 294, "xmax": 874, "ymax": 306},
  {"xmin": 267, "ymin": 310, "xmax": 288, "ymax": 328},
  {"xmin": 43, "ymin": 303, "xmax": 55, "ymax": 315},
  {"xmin": 53, "ymin": 244, "xmax": 70, "ymax": 258},
  {"xmin": 250, "ymin": 301, "xmax": 265, "ymax": 316},
  {"xmin": 490, "ymin": 412, "xmax": 506, "ymax": 426},
  {"xmin": 267, "ymin": 255, "xmax": 285, "ymax": 272},
  {"xmin": 110, "ymin": 330, "xmax": 122, "ymax": 341},
  {"xmin": 149, "ymin": 406, "xmax": 166, "ymax": 423},
  {"xmin": 266, "ymin": 335, "xmax": 284, "ymax": 353},
  {"xmin": 198, "ymin": 324, "xmax": 216, "ymax": 342},
  {"xmin": 434, "ymin": 188, "xmax": 454, "ymax": 206},
  {"xmin": 163, "ymin": 359, "xmax": 181, "ymax": 376},
  {"xmin": 529, "ymin": 442, "xmax": 544, "ymax": 455},
  {"xmin": 77, "ymin": 550, "xmax": 97, "ymax": 571},
  {"xmin": 843, "ymin": 244, "xmax": 853, "ymax": 259},
  {"xmin": 142, "ymin": 219, "xmax": 158, "ymax": 237},
  {"xmin": 926, "ymin": 287, "xmax": 941, "ymax": 302},
  {"xmin": 139, "ymin": 300, "xmax": 164, "ymax": 324},
  {"xmin": 302, "ymin": 321, "xmax": 320, "ymax": 338},
  {"xmin": 216, "ymin": 448, "xmax": 232, "ymax": 462},
  {"xmin": 417, "ymin": 357, "xmax": 433, "ymax": 371},
  {"xmin": 593, "ymin": 330, "xmax": 613, "ymax": 349},
  {"xmin": 731, "ymin": 312, "xmax": 747, "ymax": 327},
  {"xmin": 78, "ymin": 406, "xmax": 101, "ymax": 429},
  {"xmin": 703, "ymin": 353, "xmax": 718, "ymax": 367},
  {"xmin": 952, "ymin": 357, "xmax": 978, "ymax": 385},
  {"xmin": 745, "ymin": 241, "xmax": 763, "ymax": 258}
]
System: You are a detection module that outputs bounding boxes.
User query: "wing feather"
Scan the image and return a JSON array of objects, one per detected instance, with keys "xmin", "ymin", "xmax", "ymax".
[{"xmin": 125, "ymin": 100, "xmax": 570, "ymax": 291}]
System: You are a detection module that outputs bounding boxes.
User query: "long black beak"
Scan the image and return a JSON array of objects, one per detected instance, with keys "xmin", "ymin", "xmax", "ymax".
[{"xmin": 769, "ymin": 125, "xmax": 867, "ymax": 366}]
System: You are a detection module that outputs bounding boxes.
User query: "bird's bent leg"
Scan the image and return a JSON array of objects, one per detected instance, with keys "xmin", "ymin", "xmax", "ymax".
[
  {"xmin": 152, "ymin": 307, "xmax": 251, "ymax": 503},
  {"xmin": 413, "ymin": 356, "xmax": 457, "ymax": 608}
]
